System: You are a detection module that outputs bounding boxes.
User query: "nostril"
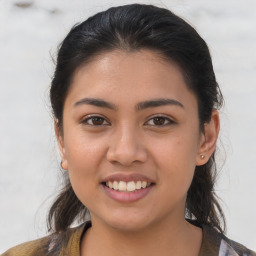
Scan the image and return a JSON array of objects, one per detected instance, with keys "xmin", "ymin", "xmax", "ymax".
[{"xmin": 106, "ymin": 138, "xmax": 148, "ymax": 166}]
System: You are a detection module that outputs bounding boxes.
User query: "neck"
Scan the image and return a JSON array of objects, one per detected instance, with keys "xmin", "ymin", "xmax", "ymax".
[{"xmin": 81, "ymin": 216, "xmax": 202, "ymax": 256}]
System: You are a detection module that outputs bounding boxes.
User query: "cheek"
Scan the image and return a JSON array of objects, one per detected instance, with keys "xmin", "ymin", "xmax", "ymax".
[
  {"xmin": 64, "ymin": 145, "xmax": 103, "ymax": 208},
  {"xmin": 150, "ymin": 129, "xmax": 199, "ymax": 189},
  {"xmin": 151, "ymin": 132, "xmax": 199, "ymax": 167},
  {"xmin": 63, "ymin": 129, "xmax": 108, "ymax": 194},
  {"xmin": 64, "ymin": 127, "xmax": 107, "ymax": 167}
]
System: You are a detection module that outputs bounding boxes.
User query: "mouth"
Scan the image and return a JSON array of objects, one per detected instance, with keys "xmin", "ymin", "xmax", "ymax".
[
  {"xmin": 102, "ymin": 180, "xmax": 153, "ymax": 192},
  {"xmin": 100, "ymin": 173, "xmax": 155, "ymax": 202},
  {"xmin": 101, "ymin": 174, "xmax": 155, "ymax": 202}
]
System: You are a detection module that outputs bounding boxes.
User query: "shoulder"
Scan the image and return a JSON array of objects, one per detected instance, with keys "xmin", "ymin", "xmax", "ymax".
[
  {"xmin": 1, "ymin": 222, "xmax": 89, "ymax": 256},
  {"xmin": 201, "ymin": 223, "xmax": 256, "ymax": 256},
  {"xmin": 220, "ymin": 236, "xmax": 256, "ymax": 256},
  {"xmin": 1, "ymin": 236, "xmax": 51, "ymax": 256}
]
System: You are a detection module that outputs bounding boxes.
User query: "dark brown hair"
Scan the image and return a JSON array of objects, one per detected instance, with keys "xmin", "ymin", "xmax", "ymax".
[{"xmin": 48, "ymin": 3, "xmax": 225, "ymax": 236}]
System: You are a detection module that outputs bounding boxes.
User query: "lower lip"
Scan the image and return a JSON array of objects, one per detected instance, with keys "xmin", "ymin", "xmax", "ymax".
[{"xmin": 102, "ymin": 184, "xmax": 154, "ymax": 203}]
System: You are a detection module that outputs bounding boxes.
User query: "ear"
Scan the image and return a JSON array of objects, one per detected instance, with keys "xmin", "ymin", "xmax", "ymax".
[
  {"xmin": 55, "ymin": 120, "xmax": 68, "ymax": 170},
  {"xmin": 196, "ymin": 110, "xmax": 220, "ymax": 166}
]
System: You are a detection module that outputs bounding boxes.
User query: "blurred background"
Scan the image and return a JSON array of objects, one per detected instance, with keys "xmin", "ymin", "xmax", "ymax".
[{"xmin": 0, "ymin": 0, "xmax": 255, "ymax": 252}]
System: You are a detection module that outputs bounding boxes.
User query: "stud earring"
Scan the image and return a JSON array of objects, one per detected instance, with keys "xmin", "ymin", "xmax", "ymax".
[{"xmin": 200, "ymin": 154, "xmax": 205, "ymax": 159}]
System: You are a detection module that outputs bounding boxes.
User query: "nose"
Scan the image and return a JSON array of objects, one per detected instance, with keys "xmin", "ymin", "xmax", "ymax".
[{"xmin": 106, "ymin": 124, "xmax": 148, "ymax": 166}]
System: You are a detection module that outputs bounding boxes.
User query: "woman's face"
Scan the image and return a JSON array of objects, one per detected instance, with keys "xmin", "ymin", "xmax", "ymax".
[{"xmin": 57, "ymin": 49, "xmax": 214, "ymax": 232}]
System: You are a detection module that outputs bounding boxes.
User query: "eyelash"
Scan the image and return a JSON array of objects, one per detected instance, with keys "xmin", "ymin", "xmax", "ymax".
[
  {"xmin": 81, "ymin": 115, "xmax": 175, "ymax": 127},
  {"xmin": 82, "ymin": 115, "xmax": 110, "ymax": 126},
  {"xmin": 145, "ymin": 115, "xmax": 175, "ymax": 126}
]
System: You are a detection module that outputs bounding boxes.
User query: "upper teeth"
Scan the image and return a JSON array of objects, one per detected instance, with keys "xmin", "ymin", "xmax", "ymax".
[{"xmin": 106, "ymin": 181, "xmax": 150, "ymax": 192}]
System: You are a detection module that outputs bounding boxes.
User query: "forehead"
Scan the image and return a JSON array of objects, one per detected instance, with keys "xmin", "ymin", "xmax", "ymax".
[{"xmin": 65, "ymin": 49, "xmax": 197, "ymax": 109}]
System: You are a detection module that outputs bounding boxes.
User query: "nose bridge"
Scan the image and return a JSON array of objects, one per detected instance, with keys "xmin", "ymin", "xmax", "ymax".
[{"xmin": 107, "ymin": 121, "xmax": 147, "ymax": 165}]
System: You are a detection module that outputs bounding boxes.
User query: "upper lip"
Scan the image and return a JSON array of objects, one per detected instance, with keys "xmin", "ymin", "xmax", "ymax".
[{"xmin": 102, "ymin": 173, "xmax": 155, "ymax": 183}]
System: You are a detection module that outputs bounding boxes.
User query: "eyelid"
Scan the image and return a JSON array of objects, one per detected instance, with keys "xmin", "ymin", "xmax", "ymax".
[
  {"xmin": 80, "ymin": 114, "xmax": 175, "ymax": 126},
  {"xmin": 81, "ymin": 114, "xmax": 110, "ymax": 125},
  {"xmin": 144, "ymin": 114, "xmax": 176, "ymax": 126}
]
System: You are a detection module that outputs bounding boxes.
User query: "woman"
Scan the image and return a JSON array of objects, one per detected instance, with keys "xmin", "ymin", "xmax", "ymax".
[{"xmin": 2, "ymin": 4, "xmax": 255, "ymax": 256}]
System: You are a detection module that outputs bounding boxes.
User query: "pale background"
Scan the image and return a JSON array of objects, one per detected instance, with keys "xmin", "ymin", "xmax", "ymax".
[{"xmin": 0, "ymin": 0, "xmax": 255, "ymax": 253}]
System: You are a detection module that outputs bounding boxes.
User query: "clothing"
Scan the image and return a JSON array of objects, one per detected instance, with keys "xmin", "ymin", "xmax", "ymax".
[{"xmin": 2, "ymin": 221, "xmax": 255, "ymax": 256}]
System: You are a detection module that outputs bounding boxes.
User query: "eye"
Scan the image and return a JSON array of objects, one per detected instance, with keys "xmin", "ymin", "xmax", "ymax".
[
  {"xmin": 145, "ymin": 116, "xmax": 174, "ymax": 126},
  {"xmin": 82, "ymin": 115, "xmax": 110, "ymax": 126}
]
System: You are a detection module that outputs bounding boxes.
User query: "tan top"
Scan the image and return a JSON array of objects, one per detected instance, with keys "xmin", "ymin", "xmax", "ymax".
[{"xmin": 2, "ymin": 221, "xmax": 255, "ymax": 256}]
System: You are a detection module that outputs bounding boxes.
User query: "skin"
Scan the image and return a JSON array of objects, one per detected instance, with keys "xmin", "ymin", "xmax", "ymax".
[{"xmin": 56, "ymin": 49, "xmax": 220, "ymax": 256}]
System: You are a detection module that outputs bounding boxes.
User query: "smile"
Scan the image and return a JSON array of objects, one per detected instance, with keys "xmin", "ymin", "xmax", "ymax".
[
  {"xmin": 105, "ymin": 180, "xmax": 151, "ymax": 192},
  {"xmin": 101, "ymin": 173, "xmax": 155, "ymax": 202}
]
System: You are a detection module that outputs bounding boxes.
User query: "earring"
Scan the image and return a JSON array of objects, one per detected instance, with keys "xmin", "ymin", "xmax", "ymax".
[
  {"xmin": 60, "ymin": 160, "xmax": 65, "ymax": 170},
  {"xmin": 200, "ymin": 154, "xmax": 205, "ymax": 159}
]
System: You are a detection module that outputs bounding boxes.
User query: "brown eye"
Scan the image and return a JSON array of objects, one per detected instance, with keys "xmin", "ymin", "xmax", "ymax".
[
  {"xmin": 146, "ymin": 116, "xmax": 174, "ymax": 126},
  {"xmin": 83, "ymin": 116, "xmax": 109, "ymax": 126},
  {"xmin": 91, "ymin": 117, "xmax": 105, "ymax": 125},
  {"xmin": 152, "ymin": 117, "xmax": 166, "ymax": 125}
]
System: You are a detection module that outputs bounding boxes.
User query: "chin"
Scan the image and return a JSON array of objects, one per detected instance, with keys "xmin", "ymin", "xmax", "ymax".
[
  {"xmin": 92, "ymin": 208, "xmax": 154, "ymax": 233},
  {"xmin": 108, "ymin": 218, "xmax": 151, "ymax": 233}
]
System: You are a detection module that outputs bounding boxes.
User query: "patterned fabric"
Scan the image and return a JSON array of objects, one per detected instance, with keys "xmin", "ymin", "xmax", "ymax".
[
  {"xmin": 219, "ymin": 240, "xmax": 239, "ymax": 256},
  {"xmin": 198, "ymin": 223, "xmax": 256, "ymax": 256},
  {"xmin": 2, "ymin": 221, "xmax": 255, "ymax": 256}
]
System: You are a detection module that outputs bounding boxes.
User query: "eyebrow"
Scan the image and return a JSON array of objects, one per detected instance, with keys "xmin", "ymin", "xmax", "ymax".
[
  {"xmin": 74, "ymin": 98, "xmax": 184, "ymax": 111},
  {"xmin": 136, "ymin": 98, "xmax": 184, "ymax": 110},
  {"xmin": 74, "ymin": 98, "xmax": 117, "ymax": 110}
]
